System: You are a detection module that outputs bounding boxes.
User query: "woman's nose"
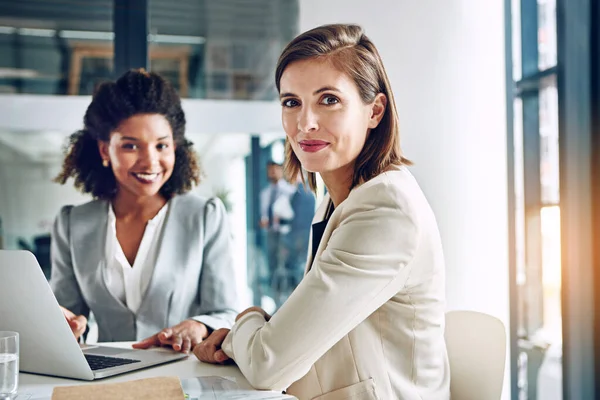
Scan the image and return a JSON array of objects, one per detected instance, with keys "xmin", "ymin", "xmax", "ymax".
[
  {"xmin": 298, "ymin": 107, "xmax": 319, "ymax": 133},
  {"xmin": 140, "ymin": 147, "xmax": 160, "ymax": 167}
]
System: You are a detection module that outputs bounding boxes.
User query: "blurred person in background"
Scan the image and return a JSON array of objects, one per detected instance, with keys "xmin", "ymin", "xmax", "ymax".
[
  {"xmin": 52, "ymin": 69, "xmax": 238, "ymax": 353},
  {"xmin": 283, "ymin": 172, "xmax": 315, "ymax": 289},
  {"xmin": 258, "ymin": 160, "xmax": 295, "ymax": 298}
]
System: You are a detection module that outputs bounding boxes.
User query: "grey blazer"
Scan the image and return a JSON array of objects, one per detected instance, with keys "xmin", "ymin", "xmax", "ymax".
[{"xmin": 50, "ymin": 193, "xmax": 239, "ymax": 342}]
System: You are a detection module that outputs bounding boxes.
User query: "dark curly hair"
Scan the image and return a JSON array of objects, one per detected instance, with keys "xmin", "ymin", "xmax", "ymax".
[{"xmin": 55, "ymin": 69, "xmax": 201, "ymax": 200}]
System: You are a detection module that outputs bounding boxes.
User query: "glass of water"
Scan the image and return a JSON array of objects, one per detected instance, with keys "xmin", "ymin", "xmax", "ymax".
[{"xmin": 0, "ymin": 331, "xmax": 18, "ymax": 399}]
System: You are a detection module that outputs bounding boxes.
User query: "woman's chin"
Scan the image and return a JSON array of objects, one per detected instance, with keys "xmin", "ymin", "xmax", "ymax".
[
  {"xmin": 126, "ymin": 182, "xmax": 164, "ymax": 198},
  {"xmin": 299, "ymin": 160, "xmax": 324, "ymax": 174}
]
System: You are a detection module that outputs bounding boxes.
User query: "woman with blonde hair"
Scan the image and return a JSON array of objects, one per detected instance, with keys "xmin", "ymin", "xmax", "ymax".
[{"xmin": 195, "ymin": 24, "xmax": 450, "ymax": 399}]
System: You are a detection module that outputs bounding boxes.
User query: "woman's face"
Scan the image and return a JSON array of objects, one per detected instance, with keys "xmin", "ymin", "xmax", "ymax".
[
  {"xmin": 279, "ymin": 58, "xmax": 386, "ymax": 177},
  {"xmin": 98, "ymin": 113, "xmax": 176, "ymax": 199}
]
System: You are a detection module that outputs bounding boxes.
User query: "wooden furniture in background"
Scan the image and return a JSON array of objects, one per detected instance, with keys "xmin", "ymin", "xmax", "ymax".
[{"xmin": 68, "ymin": 42, "xmax": 190, "ymax": 96}]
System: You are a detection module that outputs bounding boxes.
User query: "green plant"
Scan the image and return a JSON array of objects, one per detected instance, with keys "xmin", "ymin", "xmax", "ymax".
[{"xmin": 214, "ymin": 188, "xmax": 233, "ymax": 213}]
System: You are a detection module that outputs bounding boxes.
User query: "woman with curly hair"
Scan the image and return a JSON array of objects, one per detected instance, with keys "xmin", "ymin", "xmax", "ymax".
[{"xmin": 51, "ymin": 69, "xmax": 238, "ymax": 353}]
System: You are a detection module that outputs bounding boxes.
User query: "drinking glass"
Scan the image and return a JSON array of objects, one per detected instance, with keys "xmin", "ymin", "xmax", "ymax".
[{"xmin": 0, "ymin": 331, "xmax": 18, "ymax": 399}]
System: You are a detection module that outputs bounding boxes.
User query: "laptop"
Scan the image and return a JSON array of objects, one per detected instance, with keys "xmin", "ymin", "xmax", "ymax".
[{"xmin": 0, "ymin": 250, "xmax": 187, "ymax": 380}]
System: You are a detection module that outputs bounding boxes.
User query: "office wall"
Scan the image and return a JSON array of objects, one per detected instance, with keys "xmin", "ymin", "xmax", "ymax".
[
  {"xmin": 299, "ymin": 0, "xmax": 509, "ymax": 397},
  {"xmin": 0, "ymin": 159, "xmax": 90, "ymax": 248},
  {"xmin": 0, "ymin": 95, "xmax": 283, "ymax": 135}
]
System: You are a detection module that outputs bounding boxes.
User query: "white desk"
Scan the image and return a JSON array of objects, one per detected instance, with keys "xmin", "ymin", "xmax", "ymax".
[{"xmin": 17, "ymin": 342, "xmax": 294, "ymax": 399}]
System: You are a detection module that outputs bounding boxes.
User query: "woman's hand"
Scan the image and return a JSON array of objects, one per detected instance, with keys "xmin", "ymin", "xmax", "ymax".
[
  {"xmin": 193, "ymin": 308, "xmax": 270, "ymax": 364},
  {"xmin": 132, "ymin": 320, "xmax": 209, "ymax": 353},
  {"xmin": 193, "ymin": 328, "xmax": 231, "ymax": 364},
  {"xmin": 236, "ymin": 306, "xmax": 271, "ymax": 322},
  {"xmin": 60, "ymin": 306, "xmax": 87, "ymax": 340}
]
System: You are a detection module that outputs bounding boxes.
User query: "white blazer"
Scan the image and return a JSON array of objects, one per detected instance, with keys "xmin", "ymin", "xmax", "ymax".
[{"xmin": 222, "ymin": 168, "xmax": 450, "ymax": 400}]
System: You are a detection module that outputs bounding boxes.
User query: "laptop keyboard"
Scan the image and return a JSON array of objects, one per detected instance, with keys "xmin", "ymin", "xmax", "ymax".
[{"xmin": 84, "ymin": 354, "xmax": 141, "ymax": 371}]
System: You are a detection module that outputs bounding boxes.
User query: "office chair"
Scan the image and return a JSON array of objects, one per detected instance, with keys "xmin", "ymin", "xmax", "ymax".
[{"xmin": 445, "ymin": 310, "xmax": 507, "ymax": 399}]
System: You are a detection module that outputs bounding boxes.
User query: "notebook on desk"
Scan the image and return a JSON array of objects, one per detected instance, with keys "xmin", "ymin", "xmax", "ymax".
[{"xmin": 0, "ymin": 250, "xmax": 187, "ymax": 381}]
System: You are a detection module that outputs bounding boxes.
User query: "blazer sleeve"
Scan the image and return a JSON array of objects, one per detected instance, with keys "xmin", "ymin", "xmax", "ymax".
[
  {"xmin": 190, "ymin": 198, "xmax": 239, "ymax": 331},
  {"xmin": 221, "ymin": 188, "xmax": 421, "ymax": 390},
  {"xmin": 50, "ymin": 205, "xmax": 90, "ymax": 318}
]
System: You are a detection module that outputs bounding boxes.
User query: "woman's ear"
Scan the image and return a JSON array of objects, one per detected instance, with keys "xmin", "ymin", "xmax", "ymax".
[
  {"xmin": 97, "ymin": 140, "xmax": 110, "ymax": 164},
  {"xmin": 368, "ymin": 93, "xmax": 387, "ymax": 129}
]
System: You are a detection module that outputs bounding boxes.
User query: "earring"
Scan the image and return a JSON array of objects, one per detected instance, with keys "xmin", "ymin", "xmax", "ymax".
[{"xmin": 102, "ymin": 159, "xmax": 109, "ymax": 168}]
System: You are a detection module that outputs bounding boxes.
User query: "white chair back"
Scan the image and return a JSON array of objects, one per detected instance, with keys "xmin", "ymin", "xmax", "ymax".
[{"xmin": 445, "ymin": 310, "xmax": 507, "ymax": 400}]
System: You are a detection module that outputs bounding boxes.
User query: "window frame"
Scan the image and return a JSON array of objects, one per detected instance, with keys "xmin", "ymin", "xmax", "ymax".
[{"xmin": 506, "ymin": 0, "xmax": 600, "ymax": 398}]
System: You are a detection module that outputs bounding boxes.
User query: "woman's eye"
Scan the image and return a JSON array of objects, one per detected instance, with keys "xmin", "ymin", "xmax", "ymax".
[
  {"xmin": 321, "ymin": 96, "xmax": 339, "ymax": 105},
  {"xmin": 157, "ymin": 143, "xmax": 169, "ymax": 150},
  {"xmin": 282, "ymin": 99, "xmax": 299, "ymax": 108},
  {"xmin": 122, "ymin": 143, "xmax": 137, "ymax": 150}
]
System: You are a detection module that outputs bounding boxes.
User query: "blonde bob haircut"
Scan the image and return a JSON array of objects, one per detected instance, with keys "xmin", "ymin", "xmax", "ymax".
[{"xmin": 275, "ymin": 23, "xmax": 411, "ymax": 192}]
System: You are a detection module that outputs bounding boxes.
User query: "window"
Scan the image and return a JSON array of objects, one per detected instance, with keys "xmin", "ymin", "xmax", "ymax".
[
  {"xmin": 508, "ymin": 0, "xmax": 561, "ymax": 398},
  {"xmin": 0, "ymin": 0, "xmax": 114, "ymax": 95},
  {"xmin": 149, "ymin": 0, "xmax": 299, "ymax": 99}
]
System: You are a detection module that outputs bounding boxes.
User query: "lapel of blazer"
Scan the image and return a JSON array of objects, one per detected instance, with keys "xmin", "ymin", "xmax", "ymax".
[
  {"xmin": 70, "ymin": 200, "xmax": 132, "ymax": 315},
  {"xmin": 136, "ymin": 195, "xmax": 181, "ymax": 327},
  {"xmin": 305, "ymin": 193, "xmax": 333, "ymax": 275}
]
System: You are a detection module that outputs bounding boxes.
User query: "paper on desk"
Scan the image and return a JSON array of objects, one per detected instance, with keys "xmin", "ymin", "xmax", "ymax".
[
  {"xmin": 181, "ymin": 377, "xmax": 296, "ymax": 399},
  {"xmin": 51, "ymin": 376, "xmax": 185, "ymax": 400},
  {"xmin": 14, "ymin": 390, "xmax": 49, "ymax": 400}
]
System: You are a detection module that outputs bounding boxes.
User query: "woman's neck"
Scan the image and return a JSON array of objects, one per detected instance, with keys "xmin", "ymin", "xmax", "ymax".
[
  {"xmin": 322, "ymin": 164, "xmax": 399, "ymax": 207},
  {"xmin": 321, "ymin": 164, "xmax": 354, "ymax": 208},
  {"xmin": 111, "ymin": 190, "xmax": 167, "ymax": 221}
]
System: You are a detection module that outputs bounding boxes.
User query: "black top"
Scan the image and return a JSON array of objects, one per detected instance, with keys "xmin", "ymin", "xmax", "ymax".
[{"xmin": 310, "ymin": 201, "xmax": 335, "ymax": 267}]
